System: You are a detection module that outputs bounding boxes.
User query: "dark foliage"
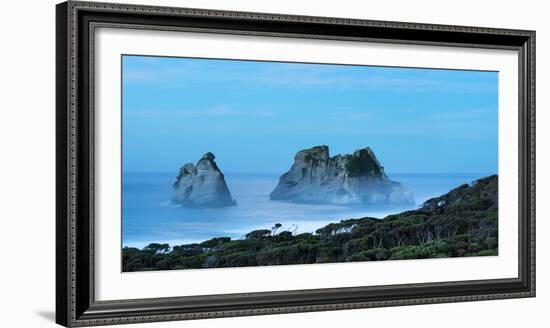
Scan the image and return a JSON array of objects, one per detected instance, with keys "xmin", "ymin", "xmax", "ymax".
[
  {"xmin": 345, "ymin": 153, "xmax": 383, "ymax": 177},
  {"xmin": 123, "ymin": 175, "xmax": 498, "ymax": 272}
]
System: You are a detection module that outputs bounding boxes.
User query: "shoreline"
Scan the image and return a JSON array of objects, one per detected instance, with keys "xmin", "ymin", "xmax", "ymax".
[
  {"xmin": 122, "ymin": 204, "xmax": 419, "ymax": 249},
  {"xmin": 123, "ymin": 175, "xmax": 498, "ymax": 271},
  {"xmin": 122, "ymin": 172, "xmax": 494, "ymax": 250}
]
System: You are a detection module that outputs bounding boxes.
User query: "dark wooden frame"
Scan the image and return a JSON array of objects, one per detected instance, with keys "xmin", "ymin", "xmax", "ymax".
[{"xmin": 56, "ymin": 1, "xmax": 536, "ymax": 326}]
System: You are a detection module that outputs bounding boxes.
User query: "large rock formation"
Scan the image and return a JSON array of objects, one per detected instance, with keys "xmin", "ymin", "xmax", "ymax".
[
  {"xmin": 270, "ymin": 146, "xmax": 413, "ymax": 206},
  {"xmin": 172, "ymin": 152, "xmax": 236, "ymax": 207}
]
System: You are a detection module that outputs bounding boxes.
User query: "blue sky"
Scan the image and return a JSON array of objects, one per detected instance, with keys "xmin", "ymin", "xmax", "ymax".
[{"xmin": 122, "ymin": 55, "xmax": 498, "ymax": 174}]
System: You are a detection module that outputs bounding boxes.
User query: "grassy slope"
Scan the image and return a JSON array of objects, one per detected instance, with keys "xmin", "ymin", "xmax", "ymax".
[{"xmin": 123, "ymin": 175, "xmax": 498, "ymax": 271}]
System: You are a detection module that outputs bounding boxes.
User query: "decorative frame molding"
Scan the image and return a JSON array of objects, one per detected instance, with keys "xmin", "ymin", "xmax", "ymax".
[{"xmin": 56, "ymin": 1, "xmax": 535, "ymax": 326}]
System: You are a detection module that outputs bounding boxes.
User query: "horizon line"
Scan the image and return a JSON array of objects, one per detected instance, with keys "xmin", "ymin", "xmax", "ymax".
[{"xmin": 122, "ymin": 170, "xmax": 498, "ymax": 176}]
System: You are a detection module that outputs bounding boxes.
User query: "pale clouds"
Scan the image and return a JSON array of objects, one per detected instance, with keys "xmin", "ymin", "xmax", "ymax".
[
  {"xmin": 128, "ymin": 105, "xmax": 277, "ymax": 119},
  {"xmin": 123, "ymin": 55, "xmax": 497, "ymax": 94}
]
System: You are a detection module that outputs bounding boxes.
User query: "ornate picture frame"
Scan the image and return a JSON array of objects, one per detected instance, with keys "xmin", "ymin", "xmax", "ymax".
[{"xmin": 56, "ymin": 1, "xmax": 535, "ymax": 326}]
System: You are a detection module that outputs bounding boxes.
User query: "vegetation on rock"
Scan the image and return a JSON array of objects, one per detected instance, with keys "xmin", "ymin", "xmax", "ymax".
[{"xmin": 344, "ymin": 148, "xmax": 384, "ymax": 177}]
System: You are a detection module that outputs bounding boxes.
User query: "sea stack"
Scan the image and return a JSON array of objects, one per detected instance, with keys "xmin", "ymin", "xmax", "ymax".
[
  {"xmin": 172, "ymin": 152, "xmax": 236, "ymax": 207},
  {"xmin": 270, "ymin": 146, "xmax": 413, "ymax": 206}
]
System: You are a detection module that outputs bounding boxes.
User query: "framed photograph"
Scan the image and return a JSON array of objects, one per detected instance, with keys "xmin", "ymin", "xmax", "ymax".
[{"xmin": 56, "ymin": 1, "xmax": 535, "ymax": 326}]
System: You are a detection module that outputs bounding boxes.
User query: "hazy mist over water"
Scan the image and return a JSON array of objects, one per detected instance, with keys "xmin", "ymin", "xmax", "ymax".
[{"xmin": 122, "ymin": 172, "xmax": 491, "ymax": 248}]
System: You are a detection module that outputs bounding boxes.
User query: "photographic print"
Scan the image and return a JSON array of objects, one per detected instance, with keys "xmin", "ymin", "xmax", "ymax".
[{"xmin": 121, "ymin": 55, "xmax": 498, "ymax": 272}]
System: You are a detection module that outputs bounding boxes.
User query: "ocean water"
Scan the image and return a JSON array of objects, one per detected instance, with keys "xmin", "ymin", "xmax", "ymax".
[{"xmin": 122, "ymin": 172, "xmax": 488, "ymax": 248}]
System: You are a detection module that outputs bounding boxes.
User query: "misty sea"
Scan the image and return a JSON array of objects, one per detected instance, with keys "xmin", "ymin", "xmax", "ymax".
[{"xmin": 122, "ymin": 172, "xmax": 490, "ymax": 248}]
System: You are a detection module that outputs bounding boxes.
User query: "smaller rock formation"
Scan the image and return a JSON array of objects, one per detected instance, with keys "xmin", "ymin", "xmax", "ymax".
[{"xmin": 172, "ymin": 152, "xmax": 236, "ymax": 207}]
